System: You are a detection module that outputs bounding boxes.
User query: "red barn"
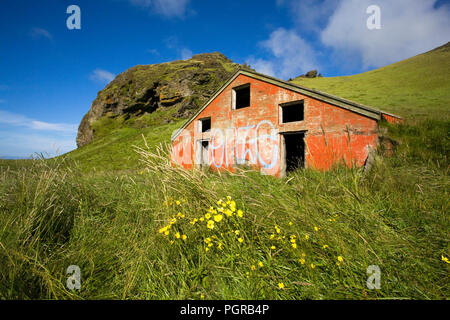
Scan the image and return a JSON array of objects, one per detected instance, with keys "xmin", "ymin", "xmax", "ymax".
[{"xmin": 170, "ymin": 69, "xmax": 402, "ymax": 177}]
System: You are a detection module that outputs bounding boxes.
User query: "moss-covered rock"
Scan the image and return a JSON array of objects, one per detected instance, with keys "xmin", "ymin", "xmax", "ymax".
[{"xmin": 76, "ymin": 52, "xmax": 241, "ymax": 147}]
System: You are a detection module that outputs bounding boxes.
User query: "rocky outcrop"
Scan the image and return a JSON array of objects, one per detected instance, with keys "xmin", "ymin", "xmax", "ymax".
[
  {"xmin": 298, "ymin": 70, "xmax": 318, "ymax": 78},
  {"xmin": 76, "ymin": 52, "xmax": 241, "ymax": 147}
]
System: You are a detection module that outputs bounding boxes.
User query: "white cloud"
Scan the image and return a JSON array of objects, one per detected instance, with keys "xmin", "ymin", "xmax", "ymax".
[
  {"xmin": 246, "ymin": 57, "xmax": 276, "ymax": 77},
  {"xmin": 0, "ymin": 131, "xmax": 76, "ymax": 158},
  {"xmin": 147, "ymin": 48, "xmax": 160, "ymax": 55},
  {"xmin": 277, "ymin": 0, "xmax": 339, "ymax": 33},
  {"xmin": 30, "ymin": 27, "xmax": 53, "ymax": 40},
  {"xmin": 164, "ymin": 36, "xmax": 193, "ymax": 60},
  {"xmin": 180, "ymin": 48, "xmax": 193, "ymax": 60},
  {"xmin": 30, "ymin": 120, "xmax": 77, "ymax": 132},
  {"xmin": 129, "ymin": 0, "xmax": 190, "ymax": 18},
  {"xmin": 0, "ymin": 110, "xmax": 77, "ymax": 158},
  {"xmin": 0, "ymin": 110, "xmax": 77, "ymax": 133},
  {"xmin": 90, "ymin": 69, "xmax": 116, "ymax": 83},
  {"xmin": 247, "ymin": 28, "xmax": 319, "ymax": 79},
  {"xmin": 321, "ymin": 0, "xmax": 450, "ymax": 68}
]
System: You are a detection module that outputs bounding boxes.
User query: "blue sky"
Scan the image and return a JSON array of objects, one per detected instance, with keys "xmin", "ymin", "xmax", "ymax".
[{"xmin": 0, "ymin": 0, "xmax": 449, "ymax": 158}]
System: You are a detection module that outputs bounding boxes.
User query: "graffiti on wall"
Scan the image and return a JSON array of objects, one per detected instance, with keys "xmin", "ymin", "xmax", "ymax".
[{"xmin": 171, "ymin": 120, "xmax": 280, "ymax": 174}]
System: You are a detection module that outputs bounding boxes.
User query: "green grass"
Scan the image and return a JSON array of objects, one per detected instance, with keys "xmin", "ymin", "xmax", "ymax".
[
  {"xmin": 292, "ymin": 44, "xmax": 450, "ymax": 120},
  {"xmin": 65, "ymin": 119, "xmax": 184, "ymax": 171},
  {"xmin": 0, "ymin": 123, "xmax": 448, "ymax": 299},
  {"xmin": 0, "ymin": 45, "xmax": 449, "ymax": 300}
]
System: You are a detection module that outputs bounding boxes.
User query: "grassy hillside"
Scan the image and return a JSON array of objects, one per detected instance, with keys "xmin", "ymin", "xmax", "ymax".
[
  {"xmin": 292, "ymin": 42, "xmax": 450, "ymax": 120},
  {"xmin": 67, "ymin": 43, "xmax": 450, "ymax": 171},
  {"xmin": 67, "ymin": 115, "xmax": 184, "ymax": 171},
  {"xmin": 0, "ymin": 129, "xmax": 448, "ymax": 299},
  {"xmin": 0, "ymin": 46, "xmax": 448, "ymax": 300}
]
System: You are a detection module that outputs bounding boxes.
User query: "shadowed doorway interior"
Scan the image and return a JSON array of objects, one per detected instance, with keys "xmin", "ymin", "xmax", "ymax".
[{"xmin": 283, "ymin": 132, "xmax": 305, "ymax": 172}]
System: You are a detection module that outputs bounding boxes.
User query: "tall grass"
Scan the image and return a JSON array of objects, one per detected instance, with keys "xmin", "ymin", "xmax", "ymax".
[{"xmin": 0, "ymin": 121, "xmax": 448, "ymax": 299}]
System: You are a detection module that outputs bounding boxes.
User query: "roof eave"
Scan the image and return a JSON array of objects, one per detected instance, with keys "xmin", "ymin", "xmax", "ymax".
[{"xmin": 172, "ymin": 69, "xmax": 401, "ymax": 141}]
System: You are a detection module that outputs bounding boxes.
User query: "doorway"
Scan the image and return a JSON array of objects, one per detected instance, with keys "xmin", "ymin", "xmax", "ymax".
[
  {"xmin": 200, "ymin": 140, "xmax": 209, "ymax": 166},
  {"xmin": 283, "ymin": 132, "xmax": 305, "ymax": 172}
]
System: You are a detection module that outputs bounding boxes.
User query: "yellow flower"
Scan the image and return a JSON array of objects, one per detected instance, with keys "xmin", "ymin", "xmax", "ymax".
[
  {"xmin": 238, "ymin": 237, "xmax": 244, "ymax": 243},
  {"xmin": 234, "ymin": 230, "xmax": 240, "ymax": 235},
  {"xmin": 237, "ymin": 209, "xmax": 243, "ymax": 217},
  {"xmin": 337, "ymin": 256, "xmax": 344, "ymax": 262},
  {"xmin": 299, "ymin": 258, "xmax": 305, "ymax": 264},
  {"xmin": 226, "ymin": 196, "xmax": 232, "ymax": 201},
  {"xmin": 164, "ymin": 230, "xmax": 170, "ymax": 236},
  {"xmin": 199, "ymin": 217, "xmax": 204, "ymax": 222},
  {"xmin": 205, "ymin": 213, "xmax": 211, "ymax": 220},
  {"xmin": 258, "ymin": 261, "xmax": 264, "ymax": 267},
  {"xmin": 278, "ymin": 282, "xmax": 285, "ymax": 289},
  {"xmin": 204, "ymin": 237, "xmax": 211, "ymax": 244},
  {"xmin": 304, "ymin": 234, "xmax": 309, "ymax": 240},
  {"xmin": 158, "ymin": 226, "xmax": 167, "ymax": 234},
  {"xmin": 275, "ymin": 225, "xmax": 281, "ymax": 234},
  {"xmin": 200, "ymin": 294, "xmax": 205, "ymax": 299},
  {"xmin": 170, "ymin": 240, "xmax": 174, "ymax": 245},
  {"xmin": 224, "ymin": 209, "xmax": 232, "ymax": 216},
  {"xmin": 181, "ymin": 234, "xmax": 187, "ymax": 241},
  {"xmin": 322, "ymin": 245, "xmax": 329, "ymax": 249},
  {"xmin": 177, "ymin": 212, "xmax": 185, "ymax": 218},
  {"xmin": 250, "ymin": 265, "xmax": 256, "ymax": 271},
  {"xmin": 218, "ymin": 242, "xmax": 223, "ymax": 250},
  {"xmin": 288, "ymin": 221, "xmax": 293, "ymax": 226},
  {"xmin": 291, "ymin": 243, "xmax": 297, "ymax": 249},
  {"xmin": 310, "ymin": 263, "xmax": 315, "ymax": 269},
  {"xmin": 269, "ymin": 234, "xmax": 275, "ymax": 240},
  {"xmin": 314, "ymin": 226, "xmax": 319, "ymax": 232},
  {"xmin": 441, "ymin": 255, "xmax": 450, "ymax": 264},
  {"xmin": 175, "ymin": 232, "xmax": 180, "ymax": 239},
  {"xmin": 207, "ymin": 220, "xmax": 215, "ymax": 229},
  {"xmin": 271, "ymin": 245, "xmax": 276, "ymax": 250},
  {"xmin": 213, "ymin": 214, "xmax": 223, "ymax": 222},
  {"xmin": 205, "ymin": 247, "xmax": 209, "ymax": 252}
]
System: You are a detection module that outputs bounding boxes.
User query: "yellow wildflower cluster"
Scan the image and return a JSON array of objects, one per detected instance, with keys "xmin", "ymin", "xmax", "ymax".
[
  {"xmin": 158, "ymin": 196, "xmax": 351, "ymax": 292},
  {"xmin": 158, "ymin": 195, "xmax": 247, "ymax": 253},
  {"xmin": 328, "ymin": 213, "xmax": 339, "ymax": 222},
  {"xmin": 164, "ymin": 197, "xmax": 187, "ymax": 208}
]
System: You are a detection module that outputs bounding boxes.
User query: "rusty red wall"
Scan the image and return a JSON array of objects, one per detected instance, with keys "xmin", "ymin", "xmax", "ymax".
[
  {"xmin": 171, "ymin": 74, "xmax": 379, "ymax": 176},
  {"xmin": 381, "ymin": 112, "xmax": 403, "ymax": 124}
]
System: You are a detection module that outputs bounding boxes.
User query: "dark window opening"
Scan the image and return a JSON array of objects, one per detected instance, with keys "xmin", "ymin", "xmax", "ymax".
[
  {"xmin": 200, "ymin": 140, "xmax": 209, "ymax": 165},
  {"xmin": 234, "ymin": 85, "xmax": 250, "ymax": 109},
  {"xmin": 200, "ymin": 118, "xmax": 211, "ymax": 132},
  {"xmin": 281, "ymin": 101, "xmax": 304, "ymax": 123},
  {"xmin": 284, "ymin": 132, "xmax": 305, "ymax": 172}
]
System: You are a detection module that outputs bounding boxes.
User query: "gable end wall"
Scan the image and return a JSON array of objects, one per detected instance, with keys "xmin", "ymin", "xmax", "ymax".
[{"xmin": 171, "ymin": 74, "xmax": 379, "ymax": 175}]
